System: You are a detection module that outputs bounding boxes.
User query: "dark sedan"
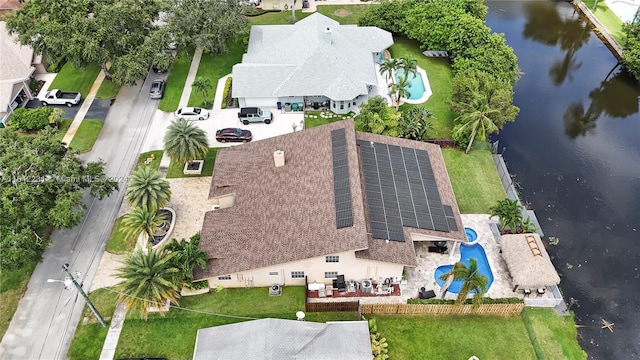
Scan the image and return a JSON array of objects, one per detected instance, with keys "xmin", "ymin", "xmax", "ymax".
[{"xmin": 215, "ymin": 128, "xmax": 252, "ymax": 143}]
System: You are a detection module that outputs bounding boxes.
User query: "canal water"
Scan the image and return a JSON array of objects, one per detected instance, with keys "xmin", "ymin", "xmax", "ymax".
[{"xmin": 486, "ymin": 1, "xmax": 640, "ymax": 359}]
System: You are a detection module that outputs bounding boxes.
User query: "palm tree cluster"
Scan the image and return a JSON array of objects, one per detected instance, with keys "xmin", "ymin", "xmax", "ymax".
[{"xmin": 379, "ymin": 57, "xmax": 418, "ymax": 110}]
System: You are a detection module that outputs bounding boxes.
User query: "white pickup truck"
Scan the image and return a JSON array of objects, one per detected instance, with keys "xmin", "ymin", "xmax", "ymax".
[{"xmin": 40, "ymin": 89, "xmax": 81, "ymax": 107}]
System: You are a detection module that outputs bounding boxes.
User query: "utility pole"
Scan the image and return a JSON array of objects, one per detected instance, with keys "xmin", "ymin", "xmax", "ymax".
[{"xmin": 61, "ymin": 263, "xmax": 107, "ymax": 328}]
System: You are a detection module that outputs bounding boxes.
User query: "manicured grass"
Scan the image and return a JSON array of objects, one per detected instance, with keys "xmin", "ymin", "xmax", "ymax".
[
  {"xmin": 67, "ymin": 289, "xmax": 119, "ymax": 360},
  {"xmin": 391, "ymin": 37, "xmax": 455, "ymax": 139},
  {"xmin": 0, "ymin": 263, "xmax": 36, "ymax": 341},
  {"xmin": 247, "ymin": 10, "xmax": 312, "ymax": 25},
  {"xmin": 370, "ymin": 314, "xmax": 537, "ymax": 360},
  {"xmin": 158, "ymin": 50, "xmax": 192, "ymax": 112},
  {"xmin": 135, "ymin": 150, "xmax": 163, "ymax": 171},
  {"xmin": 95, "ymin": 79, "xmax": 121, "ymax": 100},
  {"xmin": 49, "ymin": 63, "xmax": 101, "ymax": 98},
  {"xmin": 317, "ymin": 5, "xmax": 372, "ymax": 25},
  {"xmin": 442, "ymin": 148, "xmax": 506, "ymax": 214},
  {"xmin": 68, "ymin": 119, "xmax": 104, "ymax": 153},
  {"xmin": 524, "ymin": 308, "xmax": 587, "ymax": 360},
  {"xmin": 582, "ymin": 0, "xmax": 627, "ymax": 45},
  {"xmin": 304, "ymin": 110, "xmax": 354, "ymax": 128},
  {"xmin": 187, "ymin": 41, "xmax": 245, "ymax": 108},
  {"xmin": 166, "ymin": 148, "xmax": 218, "ymax": 178},
  {"xmin": 54, "ymin": 118, "xmax": 73, "ymax": 142},
  {"xmin": 105, "ymin": 216, "xmax": 136, "ymax": 254},
  {"xmin": 113, "ymin": 287, "xmax": 356, "ymax": 359}
]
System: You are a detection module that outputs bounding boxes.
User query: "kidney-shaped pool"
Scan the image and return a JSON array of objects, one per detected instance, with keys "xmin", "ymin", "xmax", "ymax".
[{"xmin": 434, "ymin": 243, "xmax": 494, "ymax": 294}]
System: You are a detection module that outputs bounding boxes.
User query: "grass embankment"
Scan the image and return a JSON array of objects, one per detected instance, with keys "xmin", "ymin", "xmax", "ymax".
[
  {"xmin": 67, "ymin": 289, "xmax": 119, "ymax": 360},
  {"xmin": 95, "ymin": 79, "xmax": 121, "ymax": 100},
  {"xmin": 54, "ymin": 118, "xmax": 73, "ymax": 141},
  {"xmin": 135, "ymin": 150, "xmax": 164, "ymax": 171},
  {"xmin": 0, "ymin": 263, "xmax": 36, "ymax": 341},
  {"xmin": 582, "ymin": 0, "xmax": 626, "ymax": 44},
  {"xmin": 68, "ymin": 119, "xmax": 103, "ymax": 153},
  {"xmin": 442, "ymin": 148, "xmax": 506, "ymax": 213},
  {"xmin": 166, "ymin": 148, "xmax": 218, "ymax": 178},
  {"xmin": 524, "ymin": 308, "xmax": 587, "ymax": 360},
  {"xmin": 49, "ymin": 63, "xmax": 101, "ymax": 98},
  {"xmin": 104, "ymin": 216, "xmax": 135, "ymax": 254},
  {"xmin": 158, "ymin": 50, "xmax": 192, "ymax": 112}
]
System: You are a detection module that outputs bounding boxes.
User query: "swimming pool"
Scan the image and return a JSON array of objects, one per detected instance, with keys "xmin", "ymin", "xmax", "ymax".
[
  {"xmin": 434, "ymin": 243, "xmax": 494, "ymax": 294},
  {"xmin": 394, "ymin": 69, "xmax": 426, "ymax": 100}
]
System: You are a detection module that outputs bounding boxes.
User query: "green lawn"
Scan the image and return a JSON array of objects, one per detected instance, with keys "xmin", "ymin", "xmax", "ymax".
[
  {"xmin": 442, "ymin": 148, "xmax": 506, "ymax": 213},
  {"xmin": 166, "ymin": 148, "xmax": 218, "ymax": 178},
  {"xmin": 68, "ymin": 119, "xmax": 103, "ymax": 153},
  {"xmin": 135, "ymin": 150, "xmax": 163, "ymax": 171},
  {"xmin": 54, "ymin": 118, "xmax": 73, "ymax": 141},
  {"xmin": 96, "ymin": 79, "xmax": 121, "ymax": 100},
  {"xmin": 0, "ymin": 263, "xmax": 36, "ymax": 342},
  {"xmin": 524, "ymin": 308, "xmax": 587, "ymax": 360},
  {"xmin": 158, "ymin": 50, "xmax": 192, "ymax": 112},
  {"xmin": 582, "ymin": 0, "xmax": 627, "ymax": 44},
  {"xmin": 317, "ymin": 5, "xmax": 372, "ymax": 25},
  {"xmin": 104, "ymin": 216, "xmax": 136, "ymax": 254},
  {"xmin": 67, "ymin": 289, "xmax": 119, "ymax": 360},
  {"xmin": 248, "ymin": 10, "xmax": 312, "ymax": 25},
  {"xmin": 49, "ymin": 63, "xmax": 101, "ymax": 98},
  {"xmin": 304, "ymin": 110, "xmax": 354, "ymax": 128},
  {"xmin": 391, "ymin": 37, "xmax": 456, "ymax": 139}
]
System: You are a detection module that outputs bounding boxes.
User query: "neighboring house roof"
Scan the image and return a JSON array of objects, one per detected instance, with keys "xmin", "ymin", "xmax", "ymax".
[
  {"xmin": 232, "ymin": 13, "xmax": 393, "ymax": 101},
  {"xmin": 198, "ymin": 120, "xmax": 465, "ymax": 278},
  {"xmin": 0, "ymin": 0, "xmax": 22, "ymax": 10},
  {"xmin": 193, "ymin": 319, "xmax": 372, "ymax": 360},
  {"xmin": 0, "ymin": 21, "xmax": 34, "ymax": 112},
  {"xmin": 500, "ymin": 233, "xmax": 561, "ymax": 289}
]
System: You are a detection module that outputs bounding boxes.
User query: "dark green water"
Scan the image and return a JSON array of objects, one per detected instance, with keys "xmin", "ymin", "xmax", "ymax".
[{"xmin": 486, "ymin": 1, "xmax": 640, "ymax": 359}]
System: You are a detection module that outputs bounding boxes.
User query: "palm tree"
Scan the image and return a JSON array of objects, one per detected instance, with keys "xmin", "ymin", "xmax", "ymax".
[
  {"xmin": 439, "ymin": 258, "xmax": 488, "ymax": 306},
  {"xmin": 389, "ymin": 73, "xmax": 411, "ymax": 110},
  {"xmin": 402, "ymin": 106, "xmax": 434, "ymax": 140},
  {"xmin": 379, "ymin": 58, "xmax": 400, "ymax": 83},
  {"xmin": 489, "ymin": 198, "xmax": 523, "ymax": 233},
  {"xmin": 125, "ymin": 166, "xmax": 171, "ymax": 212},
  {"xmin": 115, "ymin": 244, "xmax": 181, "ymax": 319},
  {"xmin": 191, "ymin": 77, "xmax": 212, "ymax": 107},
  {"xmin": 164, "ymin": 233, "xmax": 207, "ymax": 285},
  {"xmin": 452, "ymin": 94, "xmax": 500, "ymax": 154},
  {"xmin": 163, "ymin": 118, "xmax": 209, "ymax": 168},
  {"xmin": 120, "ymin": 207, "xmax": 167, "ymax": 241},
  {"xmin": 398, "ymin": 57, "xmax": 418, "ymax": 77}
]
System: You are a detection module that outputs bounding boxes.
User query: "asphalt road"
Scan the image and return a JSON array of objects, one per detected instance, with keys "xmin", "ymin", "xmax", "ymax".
[{"xmin": 0, "ymin": 74, "xmax": 162, "ymax": 360}]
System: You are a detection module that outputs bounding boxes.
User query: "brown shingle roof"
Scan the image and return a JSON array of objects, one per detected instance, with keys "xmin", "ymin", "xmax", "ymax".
[{"xmin": 197, "ymin": 120, "xmax": 464, "ymax": 278}]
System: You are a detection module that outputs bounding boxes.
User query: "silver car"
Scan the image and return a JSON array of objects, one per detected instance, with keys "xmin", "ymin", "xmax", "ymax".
[
  {"xmin": 150, "ymin": 79, "xmax": 165, "ymax": 99},
  {"xmin": 174, "ymin": 107, "xmax": 210, "ymax": 121}
]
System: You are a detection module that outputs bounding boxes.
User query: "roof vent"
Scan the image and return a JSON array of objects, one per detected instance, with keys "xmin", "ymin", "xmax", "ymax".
[
  {"xmin": 324, "ymin": 27, "xmax": 332, "ymax": 44},
  {"xmin": 274, "ymin": 150, "xmax": 285, "ymax": 167}
]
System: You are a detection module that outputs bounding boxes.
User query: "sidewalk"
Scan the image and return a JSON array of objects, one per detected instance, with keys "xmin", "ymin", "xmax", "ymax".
[{"xmin": 61, "ymin": 71, "xmax": 107, "ymax": 145}]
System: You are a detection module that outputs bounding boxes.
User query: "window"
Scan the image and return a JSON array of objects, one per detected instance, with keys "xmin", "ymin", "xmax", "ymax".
[
  {"xmin": 269, "ymin": 271, "xmax": 279, "ymax": 276},
  {"xmin": 291, "ymin": 271, "xmax": 305, "ymax": 278},
  {"xmin": 325, "ymin": 255, "xmax": 339, "ymax": 263},
  {"xmin": 332, "ymin": 101, "xmax": 336, "ymax": 109},
  {"xmin": 325, "ymin": 271, "xmax": 338, "ymax": 279},
  {"xmin": 353, "ymin": 101, "xmax": 356, "ymax": 106},
  {"xmin": 218, "ymin": 275, "xmax": 231, "ymax": 280},
  {"xmin": 340, "ymin": 101, "xmax": 344, "ymax": 110}
]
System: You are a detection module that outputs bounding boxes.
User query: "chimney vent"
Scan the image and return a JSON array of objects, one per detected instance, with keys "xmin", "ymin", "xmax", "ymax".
[
  {"xmin": 274, "ymin": 150, "xmax": 285, "ymax": 167},
  {"xmin": 324, "ymin": 27, "xmax": 332, "ymax": 44}
]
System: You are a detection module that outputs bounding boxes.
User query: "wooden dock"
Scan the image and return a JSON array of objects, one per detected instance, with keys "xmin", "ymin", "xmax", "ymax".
[{"xmin": 573, "ymin": 0, "xmax": 624, "ymax": 61}]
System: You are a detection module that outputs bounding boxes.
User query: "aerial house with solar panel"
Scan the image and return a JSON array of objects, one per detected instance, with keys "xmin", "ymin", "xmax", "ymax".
[{"xmin": 196, "ymin": 119, "xmax": 466, "ymax": 291}]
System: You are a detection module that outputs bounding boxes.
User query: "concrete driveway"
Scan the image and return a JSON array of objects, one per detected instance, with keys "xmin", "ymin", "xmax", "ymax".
[{"xmin": 141, "ymin": 107, "xmax": 304, "ymax": 152}]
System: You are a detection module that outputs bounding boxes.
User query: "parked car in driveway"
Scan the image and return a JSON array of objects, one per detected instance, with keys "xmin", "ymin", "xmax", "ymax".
[
  {"xmin": 39, "ymin": 89, "xmax": 81, "ymax": 107},
  {"xmin": 215, "ymin": 128, "xmax": 252, "ymax": 143},
  {"xmin": 175, "ymin": 107, "xmax": 209, "ymax": 121},
  {"xmin": 237, "ymin": 107, "xmax": 272, "ymax": 125},
  {"xmin": 150, "ymin": 79, "xmax": 165, "ymax": 99}
]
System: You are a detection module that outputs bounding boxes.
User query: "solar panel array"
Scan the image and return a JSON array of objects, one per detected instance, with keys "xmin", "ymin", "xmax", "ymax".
[
  {"xmin": 357, "ymin": 140, "xmax": 455, "ymax": 241},
  {"xmin": 331, "ymin": 129, "xmax": 354, "ymax": 228}
]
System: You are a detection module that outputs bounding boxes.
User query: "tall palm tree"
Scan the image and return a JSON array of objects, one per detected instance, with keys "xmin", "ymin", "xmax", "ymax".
[
  {"xmin": 163, "ymin": 118, "xmax": 209, "ymax": 167},
  {"xmin": 164, "ymin": 233, "xmax": 207, "ymax": 285},
  {"xmin": 115, "ymin": 244, "xmax": 181, "ymax": 319},
  {"xmin": 379, "ymin": 58, "xmax": 400, "ymax": 83},
  {"xmin": 191, "ymin": 77, "xmax": 212, "ymax": 107},
  {"xmin": 398, "ymin": 57, "xmax": 418, "ymax": 77},
  {"xmin": 389, "ymin": 73, "xmax": 411, "ymax": 110},
  {"xmin": 121, "ymin": 207, "xmax": 167, "ymax": 241},
  {"xmin": 439, "ymin": 258, "xmax": 488, "ymax": 306},
  {"xmin": 452, "ymin": 94, "xmax": 500, "ymax": 154},
  {"xmin": 125, "ymin": 166, "xmax": 171, "ymax": 212}
]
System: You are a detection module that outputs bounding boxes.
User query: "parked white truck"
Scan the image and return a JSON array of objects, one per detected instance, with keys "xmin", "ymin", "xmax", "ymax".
[{"xmin": 40, "ymin": 89, "xmax": 81, "ymax": 107}]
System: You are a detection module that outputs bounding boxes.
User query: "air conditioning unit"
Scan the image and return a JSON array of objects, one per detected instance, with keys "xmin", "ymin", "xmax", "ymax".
[
  {"xmin": 211, "ymin": 205, "xmax": 220, "ymax": 210},
  {"xmin": 361, "ymin": 279, "xmax": 373, "ymax": 294},
  {"xmin": 269, "ymin": 284, "xmax": 282, "ymax": 296}
]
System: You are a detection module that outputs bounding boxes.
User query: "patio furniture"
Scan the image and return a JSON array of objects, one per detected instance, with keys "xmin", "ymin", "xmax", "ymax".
[
  {"xmin": 537, "ymin": 288, "xmax": 546, "ymax": 297},
  {"xmin": 418, "ymin": 289, "xmax": 436, "ymax": 299},
  {"xmin": 325, "ymin": 284, "xmax": 333, "ymax": 297},
  {"xmin": 523, "ymin": 289, "xmax": 532, "ymax": 297},
  {"xmin": 336, "ymin": 275, "xmax": 346, "ymax": 293},
  {"xmin": 318, "ymin": 286, "xmax": 326, "ymax": 298}
]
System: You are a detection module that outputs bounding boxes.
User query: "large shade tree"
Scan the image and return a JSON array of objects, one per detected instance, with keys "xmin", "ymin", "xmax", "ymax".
[
  {"xmin": 167, "ymin": 0, "xmax": 248, "ymax": 55},
  {"xmin": 115, "ymin": 245, "xmax": 181, "ymax": 319},
  {"xmin": 163, "ymin": 119, "xmax": 209, "ymax": 166},
  {"xmin": 0, "ymin": 128, "xmax": 117, "ymax": 268},
  {"xmin": 125, "ymin": 167, "xmax": 171, "ymax": 212},
  {"xmin": 6, "ymin": 0, "xmax": 169, "ymax": 85}
]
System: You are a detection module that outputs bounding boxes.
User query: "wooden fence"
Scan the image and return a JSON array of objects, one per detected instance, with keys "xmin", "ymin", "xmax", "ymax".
[
  {"xmin": 361, "ymin": 303, "xmax": 524, "ymax": 315},
  {"xmin": 306, "ymin": 301, "xmax": 360, "ymax": 313}
]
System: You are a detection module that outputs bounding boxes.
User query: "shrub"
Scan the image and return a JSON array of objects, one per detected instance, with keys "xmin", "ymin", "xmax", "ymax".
[
  {"xmin": 407, "ymin": 297, "xmax": 523, "ymax": 305},
  {"xmin": 9, "ymin": 107, "xmax": 62, "ymax": 131},
  {"xmin": 221, "ymin": 77, "xmax": 233, "ymax": 109}
]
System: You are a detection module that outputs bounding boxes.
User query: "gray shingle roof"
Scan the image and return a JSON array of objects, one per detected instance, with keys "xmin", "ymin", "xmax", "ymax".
[
  {"xmin": 197, "ymin": 120, "xmax": 465, "ymax": 279},
  {"xmin": 232, "ymin": 13, "xmax": 393, "ymax": 101},
  {"xmin": 0, "ymin": 21, "xmax": 34, "ymax": 112},
  {"xmin": 193, "ymin": 319, "xmax": 372, "ymax": 360}
]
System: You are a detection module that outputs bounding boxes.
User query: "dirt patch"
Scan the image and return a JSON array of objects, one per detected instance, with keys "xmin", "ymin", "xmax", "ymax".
[{"xmin": 333, "ymin": 9, "xmax": 352, "ymax": 18}]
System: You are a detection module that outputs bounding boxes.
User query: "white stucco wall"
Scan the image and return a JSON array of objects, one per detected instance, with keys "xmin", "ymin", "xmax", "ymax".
[
  {"xmin": 239, "ymin": 97, "xmax": 279, "ymax": 108},
  {"xmin": 205, "ymin": 250, "xmax": 404, "ymax": 288}
]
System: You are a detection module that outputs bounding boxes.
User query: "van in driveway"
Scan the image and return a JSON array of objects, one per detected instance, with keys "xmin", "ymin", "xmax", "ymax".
[{"xmin": 237, "ymin": 107, "xmax": 273, "ymax": 125}]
